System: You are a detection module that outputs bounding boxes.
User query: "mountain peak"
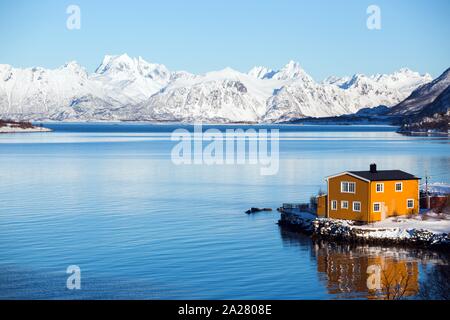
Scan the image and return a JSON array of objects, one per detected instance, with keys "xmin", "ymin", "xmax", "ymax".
[
  {"xmin": 63, "ymin": 60, "xmax": 81, "ymax": 67},
  {"xmin": 392, "ymin": 67, "xmax": 432, "ymax": 79},
  {"xmin": 271, "ymin": 60, "xmax": 313, "ymax": 82},
  {"xmin": 397, "ymin": 67, "xmax": 414, "ymax": 74},
  {"xmin": 94, "ymin": 54, "xmax": 171, "ymax": 84},
  {"xmin": 437, "ymin": 67, "xmax": 450, "ymax": 80},
  {"xmin": 285, "ymin": 60, "xmax": 301, "ymax": 68},
  {"xmin": 370, "ymin": 68, "xmax": 432, "ymax": 83},
  {"xmin": 206, "ymin": 67, "xmax": 242, "ymax": 78},
  {"xmin": 61, "ymin": 60, "xmax": 83, "ymax": 70},
  {"xmin": 390, "ymin": 68, "xmax": 423, "ymax": 78},
  {"xmin": 248, "ymin": 61, "xmax": 311, "ymax": 81},
  {"xmin": 95, "ymin": 54, "xmax": 135, "ymax": 74},
  {"xmin": 389, "ymin": 67, "xmax": 450, "ymax": 116},
  {"xmin": 248, "ymin": 66, "xmax": 275, "ymax": 79},
  {"xmin": 281, "ymin": 60, "xmax": 302, "ymax": 73}
]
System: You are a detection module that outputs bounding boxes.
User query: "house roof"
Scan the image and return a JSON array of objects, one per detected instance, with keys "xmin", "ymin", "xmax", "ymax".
[{"xmin": 348, "ymin": 170, "xmax": 420, "ymax": 181}]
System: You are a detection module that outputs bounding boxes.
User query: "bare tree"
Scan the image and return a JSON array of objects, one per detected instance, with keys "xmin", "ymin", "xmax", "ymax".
[{"xmin": 380, "ymin": 263, "xmax": 415, "ymax": 300}]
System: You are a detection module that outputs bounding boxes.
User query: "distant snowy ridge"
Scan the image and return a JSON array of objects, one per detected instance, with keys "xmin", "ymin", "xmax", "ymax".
[
  {"xmin": 0, "ymin": 54, "xmax": 434, "ymax": 123},
  {"xmin": 391, "ymin": 68, "xmax": 450, "ymax": 133},
  {"xmin": 389, "ymin": 67, "xmax": 450, "ymax": 116}
]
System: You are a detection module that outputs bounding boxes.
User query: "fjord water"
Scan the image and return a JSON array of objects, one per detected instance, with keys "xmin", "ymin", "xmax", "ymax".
[{"xmin": 0, "ymin": 123, "xmax": 449, "ymax": 299}]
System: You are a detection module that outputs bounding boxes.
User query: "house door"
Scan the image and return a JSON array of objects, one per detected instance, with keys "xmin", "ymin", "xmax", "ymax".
[{"xmin": 380, "ymin": 202, "xmax": 388, "ymax": 220}]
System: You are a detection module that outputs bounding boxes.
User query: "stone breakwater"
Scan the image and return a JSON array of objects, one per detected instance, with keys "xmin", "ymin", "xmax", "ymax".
[
  {"xmin": 312, "ymin": 219, "xmax": 450, "ymax": 248},
  {"xmin": 277, "ymin": 211, "xmax": 315, "ymax": 233},
  {"xmin": 278, "ymin": 211, "xmax": 450, "ymax": 249}
]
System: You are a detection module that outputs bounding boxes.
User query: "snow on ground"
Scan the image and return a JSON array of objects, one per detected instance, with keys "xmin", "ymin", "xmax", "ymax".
[
  {"xmin": 350, "ymin": 212, "xmax": 450, "ymax": 239},
  {"xmin": 283, "ymin": 208, "xmax": 450, "ymax": 236},
  {"xmin": 0, "ymin": 125, "xmax": 52, "ymax": 133},
  {"xmin": 422, "ymin": 182, "xmax": 450, "ymax": 195},
  {"xmin": 280, "ymin": 207, "xmax": 450, "ymax": 245}
]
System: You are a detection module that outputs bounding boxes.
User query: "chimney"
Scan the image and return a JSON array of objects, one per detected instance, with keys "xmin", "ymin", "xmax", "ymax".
[{"xmin": 370, "ymin": 163, "xmax": 377, "ymax": 173}]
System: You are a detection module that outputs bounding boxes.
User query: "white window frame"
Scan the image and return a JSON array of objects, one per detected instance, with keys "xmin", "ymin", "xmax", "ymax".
[
  {"xmin": 341, "ymin": 200, "xmax": 349, "ymax": 209},
  {"xmin": 349, "ymin": 182, "xmax": 355, "ymax": 193},
  {"xmin": 331, "ymin": 200, "xmax": 337, "ymax": 210},
  {"xmin": 341, "ymin": 181, "xmax": 356, "ymax": 194},
  {"xmin": 407, "ymin": 199, "xmax": 414, "ymax": 209},
  {"xmin": 376, "ymin": 183, "xmax": 384, "ymax": 193},
  {"xmin": 353, "ymin": 201, "xmax": 361, "ymax": 212},
  {"xmin": 395, "ymin": 182, "xmax": 403, "ymax": 192},
  {"xmin": 373, "ymin": 202, "xmax": 381, "ymax": 212}
]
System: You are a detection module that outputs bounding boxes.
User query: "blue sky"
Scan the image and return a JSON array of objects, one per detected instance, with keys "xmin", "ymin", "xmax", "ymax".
[{"xmin": 0, "ymin": 0, "xmax": 449, "ymax": 80}]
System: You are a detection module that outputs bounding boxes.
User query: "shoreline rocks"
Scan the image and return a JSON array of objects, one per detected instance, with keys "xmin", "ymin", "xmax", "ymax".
[
  {"xmin": 245, "ymin": 207, "xmax": 273, "ymax": 214},
  {"xmin": 278, "ymin": 211, "xmax": 450, "ymax": 249},
  {"xmin": 0, "ymin": 120, "xmax": 51, "ymax": 133},
  {"xmin": 277, "ymin": 211, "xmax": 314, "ymax": 233}
]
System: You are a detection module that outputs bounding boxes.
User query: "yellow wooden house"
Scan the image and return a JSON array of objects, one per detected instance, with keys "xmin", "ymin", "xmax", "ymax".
[{"xmin": 317, "ymin": 164, "xmax": 420, "ymax": 222}]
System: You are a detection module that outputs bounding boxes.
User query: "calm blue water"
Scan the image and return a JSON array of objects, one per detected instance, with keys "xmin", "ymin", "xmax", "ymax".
[{"xmin": 0, "ymin": 123, "xmax": 449, "ymax": 299}]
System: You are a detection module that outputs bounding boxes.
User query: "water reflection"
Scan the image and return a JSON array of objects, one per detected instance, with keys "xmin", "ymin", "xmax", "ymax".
[
  {"xmin": 419, "ymin": 255, "xmax": 450, "ymax": 300},
  {"xmin": 279, "ymin": 228, "xmax": 449, "ymax": 300},
  {"xmin": 312, "ymin": 241, "xmax": 419, "ymax": 299}
]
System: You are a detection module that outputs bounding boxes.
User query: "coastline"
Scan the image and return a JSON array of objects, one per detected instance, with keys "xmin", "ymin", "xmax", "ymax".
[
  {"xmin": 0, "ymin": 127, "xmax": 52, "ymax": 133},
  {"xmin": 11, "ymin": 119, "xmax": 401, "ymax": 127},
  {"xmin": 0, "ymin": 120, "xmax": 52, "ymax": 134},
  {"xmin": 278, "ymin": 209, "xmax": 450, "ymax": 250},
  {"xmin": 397, "ymin": 129, "xmax": 450, "ymax": 136}
]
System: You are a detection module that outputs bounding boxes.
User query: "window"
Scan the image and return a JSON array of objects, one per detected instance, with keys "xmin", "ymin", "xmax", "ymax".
[
  {"xmin": 353, "ymin": 201, "xmax": 361, "ymax": 212},
  {"xmin": 341, "ymin": 201, "xmax": 349, "ymax": 209},
  {"xmin": 407, "ymin": 199, "xmax": 414, "ymax": 209},
  {"xmin": 376, "ymin": 183, "xmax": 384, "ymax": 193},
  {"xmin": 373, "ymin": 202, "xmax": 381, "ymax": 212},
  {"xmin": 395, "ymin": 182, "xmax": 403, "ymax": 192},
  {"xmin": 331, "ymin": 200, "xmax": 337, "ymax": 210},
  {"xmin": 349, "ymin": 182, "xmax": 355, "ymax": 193},
  {"xmin": 341, "ymin": 181, "xmax": 356, "ymax": 193}
]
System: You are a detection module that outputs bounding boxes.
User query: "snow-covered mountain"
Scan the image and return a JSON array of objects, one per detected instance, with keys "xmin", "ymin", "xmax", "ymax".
[
  {"xmin": 416, "ymin": 84, "xmax": 450, "ymax": 118},
  {"xmin": 0, "ymin": 54, "xmax": 174, "ymax": 121},
  {"xmin": 247, "ymin": 61, "xmax": 312, "ymax": 81},
  {"xmin": 389, "ymin": 68, "xmax": 450, "ymax": 115},
  {"xmin": 137, "ymin": 62, "xmax": 318, "ymax": 123},
  {"xmin": 135, "ymin": 68, "xmax": 274, "ymax": 122},
  {"xmin": 328, "ymin": 68, "xmax": 432, "ymax": 95},
  {"xmin": 262, "ymin": 67, "xmax": 432, "ymax": 121},
  {"xmin": 392, "ymin": 68, "xmax": 450, "ymax": 133},
  {"xmin": 0, "ymin": 61, "xmax": 90, "ymax": 119},
  {"xmin": 91, "ymin": 54, "xmax": 172, "ymax": 104},
  {"xmin": 399, "ymin": 84, "xmax": 450, "ymax": 133},
  {"xmin": 248, "ymin": 66, "xmax": 275, "ymax": 80},
  {"xmin": 0, "ymin": 54, "xmax": 435, "ymax": 122}
]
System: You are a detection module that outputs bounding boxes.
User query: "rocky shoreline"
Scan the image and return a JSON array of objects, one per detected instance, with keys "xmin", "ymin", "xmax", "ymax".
[
  {"xmin": 278, "ymin": 210, "xmax": 450, "ymax": 249},
  {"xmin": 312, "ymin": 218, "xmax": 450, "ymax": 249},
  {"xmin": 0, "ymin": 120, "xmax": 51, "ymax": 133}
]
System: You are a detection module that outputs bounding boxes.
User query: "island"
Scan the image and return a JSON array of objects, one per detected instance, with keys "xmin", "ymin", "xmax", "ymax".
[{"xmin": 0, "ymin": 120, "xmax": 52, "ymax": 133}]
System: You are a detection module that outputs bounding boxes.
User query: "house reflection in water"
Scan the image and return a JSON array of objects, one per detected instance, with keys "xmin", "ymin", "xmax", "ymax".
[{"xmin": 312, "ymin": 241, "xmax": 419, "ymax": 299}]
